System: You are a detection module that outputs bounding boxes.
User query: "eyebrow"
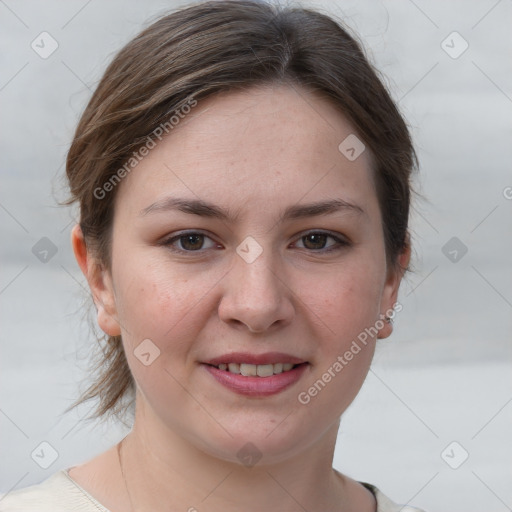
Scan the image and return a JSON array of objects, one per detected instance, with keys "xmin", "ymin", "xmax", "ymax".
[{"xmin": 139, "ymin": 196, "xmax": 365, "ymax": 221}]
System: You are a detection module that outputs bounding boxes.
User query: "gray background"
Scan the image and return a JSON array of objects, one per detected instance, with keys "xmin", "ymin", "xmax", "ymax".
[{"xmin": 1, "ymin": 1, "xmax": 511, "ymax": 511}]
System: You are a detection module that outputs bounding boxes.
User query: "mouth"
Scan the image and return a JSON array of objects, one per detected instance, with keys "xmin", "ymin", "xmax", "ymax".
[{"xmin": 201, "ymin": 353, "xmax": 309, "ymax": 397}]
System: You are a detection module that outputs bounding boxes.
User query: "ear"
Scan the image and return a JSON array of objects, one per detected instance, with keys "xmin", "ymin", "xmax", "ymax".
[
  {"xmin": 71, "ymin": 224, "xmax": 121, "ymax": 337},
  {"xmin": 377, "ymin": 236, "xmax": 411, "ymax": 339}
]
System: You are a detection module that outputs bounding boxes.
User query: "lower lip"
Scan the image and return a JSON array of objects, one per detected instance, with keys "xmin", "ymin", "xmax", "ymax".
[{"xmin": 202, "ymin": 363, "xmax": 309, "ymax": 397}]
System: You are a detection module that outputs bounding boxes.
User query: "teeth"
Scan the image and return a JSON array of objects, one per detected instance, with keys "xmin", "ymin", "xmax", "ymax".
[
  {"xmin": 256, "ymin": 364, "xmax": 274, "ymax": 377},
  {"xmin": 228, "ymin": 363, "xmax": 240, "ymax": 374},
  {"xmin": 217, "ymin": 362, "xmax": 298, "ymax": 376},
  {"xmin": 240, "ymin": 363, "xmax": 257, "ymax": 376},
  {"xmin": 273, "ymin": 363, "xmax": 283, "ymax": 374}
]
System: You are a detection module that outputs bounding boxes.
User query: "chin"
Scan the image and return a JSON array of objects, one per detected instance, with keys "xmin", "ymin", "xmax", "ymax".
[{"xmin": 187, "ymin": 417, "xmax": 325, "ymax": 467}]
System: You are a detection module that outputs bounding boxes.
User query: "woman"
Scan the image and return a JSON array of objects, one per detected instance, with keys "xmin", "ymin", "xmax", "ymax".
[{"xmin": 1, "ymin": 1, "xmax": 426, "ymax": 510}]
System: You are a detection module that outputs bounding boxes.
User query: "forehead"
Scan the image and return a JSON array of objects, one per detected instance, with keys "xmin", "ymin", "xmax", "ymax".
[{"xmin": 114, "ymin": 84, "xmax": 378, "ymax": 223}]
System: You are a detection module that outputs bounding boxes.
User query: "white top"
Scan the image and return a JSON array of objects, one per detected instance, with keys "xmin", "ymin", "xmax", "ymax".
[{"xmin": 0, "ymin": 469, "xmax": 427, "ymax": 512}]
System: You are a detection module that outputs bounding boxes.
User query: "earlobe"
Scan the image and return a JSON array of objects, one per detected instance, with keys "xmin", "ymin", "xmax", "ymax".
[
  {"xmin": 70, "ymin": 224, "xmax": 121, "ymax": 337},
  {"xmin": 377, "ymin": 239, "xmax": 411, "ymax": 340},
  {"xmin": 95, "ymin": 278, "xmax": 122, "ymax": 337}
]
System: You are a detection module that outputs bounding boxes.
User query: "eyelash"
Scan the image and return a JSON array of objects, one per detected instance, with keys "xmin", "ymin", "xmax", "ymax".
[{"xmin": 160, "ymin": 230, "xmax": 350, "ymax": 255}]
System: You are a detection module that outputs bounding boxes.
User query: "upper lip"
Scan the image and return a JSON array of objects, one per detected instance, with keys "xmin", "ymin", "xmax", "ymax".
[{"xmin": 204, "ymin": 352, "xmax": 307, "ymax": 366}]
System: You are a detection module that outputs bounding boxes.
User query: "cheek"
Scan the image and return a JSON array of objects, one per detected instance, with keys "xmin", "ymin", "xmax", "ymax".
[
  {"xmin": 114, "ymin": 256, "xmax": 202, "ymax": 325},
  {"xmin": 114, "ymin": 267, "xmax": 205, "ymax": 405},
  {"xmin": 111, "ymin": 263, "xmax": 200, "ymax": 367},
  {"xmin": 302, "ymin": 257, "xmax": 385, "ymax": 337},
  {"xmin": 296, "ymin": 269, "xmax": 381, "ymax": 416}
]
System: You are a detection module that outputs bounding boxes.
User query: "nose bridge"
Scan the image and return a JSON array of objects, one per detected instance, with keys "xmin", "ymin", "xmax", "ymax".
[
  {"xmin": 219, "ymin": 237, "xmax": 293, "ymax": 332},
  {"xmin": 233, "ymin": 238, "xmax": 282, "ymax": 301}
]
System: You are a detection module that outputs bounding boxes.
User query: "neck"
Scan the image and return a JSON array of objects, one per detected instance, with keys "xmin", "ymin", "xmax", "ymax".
[{"xmin": 118, "ymin": 403, "xmax": 355, "ymax": 512}]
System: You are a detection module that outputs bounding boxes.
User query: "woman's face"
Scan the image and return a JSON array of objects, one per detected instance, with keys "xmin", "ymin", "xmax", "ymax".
[{"xmin": 90, "ymin": 84, "xmax": 404, "ymax": 464}]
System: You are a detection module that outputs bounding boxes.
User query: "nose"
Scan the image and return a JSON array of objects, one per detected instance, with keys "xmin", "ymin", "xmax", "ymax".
[{"xmin": 218, "ymin": 246, "xmax": 294, "ymax": 334}]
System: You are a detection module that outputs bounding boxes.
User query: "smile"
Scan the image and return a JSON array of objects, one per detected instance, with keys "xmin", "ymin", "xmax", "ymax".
[{"xmin": 202, "ymin": 361, "xmax": 309, "ymax": 397}]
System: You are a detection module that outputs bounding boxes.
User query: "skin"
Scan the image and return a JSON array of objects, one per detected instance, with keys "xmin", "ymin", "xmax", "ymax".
[{"xmin": 70, "ymin": 83, "xmax": 410, "ymax": 512}]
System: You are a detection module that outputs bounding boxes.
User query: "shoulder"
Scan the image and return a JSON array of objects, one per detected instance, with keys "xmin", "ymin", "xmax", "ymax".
[
  {"xmin": 0, "ymin": 470, "xmax": 109, "ymax": 512},
  {"xmin": 359, "ymin": 481, "xmax": 428, "ymax": 512}
]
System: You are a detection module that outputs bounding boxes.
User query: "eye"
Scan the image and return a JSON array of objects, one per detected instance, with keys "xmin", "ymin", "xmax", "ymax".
[
  {"xmin": 293, "ymin": 231, "xmax": 349, "ymax": 253},
  {"xmin": 161, "ymin": 230, "xmax": 350, "ymax": 255},
  {"xmin": 162, "ymin": 231, "xmax": 220, "ymax": 252}
]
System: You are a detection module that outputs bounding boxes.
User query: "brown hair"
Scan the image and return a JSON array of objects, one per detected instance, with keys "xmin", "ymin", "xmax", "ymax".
[{"xmin": 64, "ymin": 0, "xmax": 417, "ymax": 420}]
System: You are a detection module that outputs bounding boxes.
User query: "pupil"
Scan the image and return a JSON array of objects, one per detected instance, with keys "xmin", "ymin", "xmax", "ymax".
[
  {"xmin": 182, "ymin": 234, "xmax": 203, "ymax": 250},
  {"xmin": 304, "ymin": 234, "xmax": 326, "ymax": 250}
]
